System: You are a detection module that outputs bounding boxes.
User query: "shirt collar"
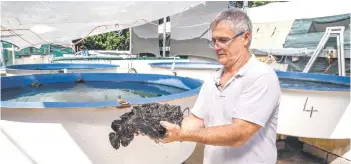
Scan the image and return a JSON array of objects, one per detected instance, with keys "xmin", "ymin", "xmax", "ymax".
[{"xmin": 213, "ymin": 55, "xmax": 255, "ymax": 83}]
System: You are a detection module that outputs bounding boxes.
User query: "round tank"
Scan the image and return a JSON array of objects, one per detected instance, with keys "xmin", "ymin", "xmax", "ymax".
[
  {"xmin": 275, "ymin": 71, "xmax": 350, "ymax": 139},
  {"xmin": 149, "ymin": 62, "xmax": 222, "ymax": 81},
  {"xmin": 5, "ymin": 63, "xmax": 119, "ymax": 75},
  {"xmin": 1, "ymin": 73, "xmax": 202, "ymax": 164},
  {"xmin": 51, "ymin": 56, "xmax": 190, "ymax": 73},
  {"xmin": 149, "ymin": 61, "xmax": 350, "ymax": 139}
]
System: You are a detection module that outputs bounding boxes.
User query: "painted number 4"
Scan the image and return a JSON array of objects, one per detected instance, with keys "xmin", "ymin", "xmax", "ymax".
[{"xmin": 303, "ymin": 97, "xmax": 318, "ymax": 118}]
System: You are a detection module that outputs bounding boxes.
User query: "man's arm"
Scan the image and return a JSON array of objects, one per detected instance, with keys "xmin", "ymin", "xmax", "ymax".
[
  {"xmin": 181, "ymin": 114, "xmax": 205, "ymax": 131},
  {"xmin": 179, "ymin": 118, "xmax": 260, "ymax": 146}
]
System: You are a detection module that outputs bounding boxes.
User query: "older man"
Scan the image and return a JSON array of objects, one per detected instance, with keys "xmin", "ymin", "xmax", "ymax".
[{"xmin": 153, "ymin": 8, "xmax": 281, "ymax": 164}]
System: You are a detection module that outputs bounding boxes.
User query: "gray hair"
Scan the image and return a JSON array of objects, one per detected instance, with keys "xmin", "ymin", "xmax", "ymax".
[{"xmin": 211, "ymin": 8, "xmax": 252, "ymax": 46}]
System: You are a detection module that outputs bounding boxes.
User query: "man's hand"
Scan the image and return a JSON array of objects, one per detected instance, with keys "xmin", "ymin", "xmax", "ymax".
[
  {"xmin": 135, "ymin": 121, "xmax": 183, "ymax": 143},
  {"xmin": 156, "ymin": 121, "xmax": 182, "ymax": 143},
  {"xmin": 134, "ymin": 113, "xmax": 204, "ymax": 143}
]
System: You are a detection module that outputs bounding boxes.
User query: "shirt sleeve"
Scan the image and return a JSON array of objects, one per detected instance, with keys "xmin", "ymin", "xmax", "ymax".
[
  {"xmin": 232, "ymin": 73, "xmax": 281, "ymax": 127},
  {"xmin": 191, "ymin": 79, "xmax": 209, "ymax": 119}
]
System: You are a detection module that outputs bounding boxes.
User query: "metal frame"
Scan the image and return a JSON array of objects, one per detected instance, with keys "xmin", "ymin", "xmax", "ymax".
[
  {"xmin": 303, "ymin": 26, "xmax": 346, "ymax": 76},
  {"xmin": 162, "ymin": 17, "xmax": 167, "ymax": 57}
]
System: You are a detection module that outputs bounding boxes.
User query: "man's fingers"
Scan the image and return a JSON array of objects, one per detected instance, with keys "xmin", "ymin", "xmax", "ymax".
[
  {"xmin": 160, "ymin": 121, "xmax": 179, "ymax": 129},
  {"xmin": 160, "ymin": 121, "xmax": 174, "ymax": 128},
  {"xmin": 134, "ymin": 131, "xmax": 168, "ymax": 143}
]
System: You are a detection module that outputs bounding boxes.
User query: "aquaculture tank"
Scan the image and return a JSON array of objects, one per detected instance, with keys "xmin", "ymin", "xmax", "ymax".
[
  {"xmin": 149, "ymin": 62, "xmax": 222, "ymax": 81},
  {"xmin": 5, "ymin": 63, "xmax": 119, "ymax": 75},
  {"xmin": 51, "ymin": 56, "xmax": 190, "ymax": 73},
  {"xmin": 1, "ymin": 73, "xmax": 202, "ymax": 164},
  {"xmin": 275, "ymin": 71, "xmax": 350, "ymax": 139}
]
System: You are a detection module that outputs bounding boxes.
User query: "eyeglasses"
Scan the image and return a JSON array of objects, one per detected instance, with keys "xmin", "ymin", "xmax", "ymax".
[{"xmin": 208, "ymin": 31, "xmax": 245, "ymax": 48}]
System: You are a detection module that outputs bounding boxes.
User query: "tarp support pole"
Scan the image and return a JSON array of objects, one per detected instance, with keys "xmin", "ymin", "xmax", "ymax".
[
  {"xmin": 163, "ymin": 17, "xmax": 166, "ymax": 57},
  {"xmin": 0, "ymin": 43, "xmax": 5, "ymax": 68},
  {"xmin": 12, "ymin": 45, "xmax": 15, "ymax": 65},
  {"xmin": 243, "ymin": 1, "xmax": 248, "ymax": 13},
  {"xmin": 129, "ymin": 27, "xmax": 132, "ymax": 54}
]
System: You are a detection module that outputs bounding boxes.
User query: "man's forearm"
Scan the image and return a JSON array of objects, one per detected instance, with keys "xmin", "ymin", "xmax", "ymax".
[
  {"xmin": 180, "ymin": 114, "xmax": 205, "ymax": 131},
  {"xmin": 179, "ymin": 124, "xmax": 244, "ymax": 147}
]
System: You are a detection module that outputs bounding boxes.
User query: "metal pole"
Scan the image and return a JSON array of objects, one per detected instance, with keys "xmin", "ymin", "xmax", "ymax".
[
  {"xmin": 0, "ymin": 43, "xmax": 4, "ymax": 68},
  {"xmin": 337, "ymin": 35, "xmax": 342, "ymax": 75},
  {"xmin": 243, "ymin": 1, "xmax": 249, "ymax": 13},
  {"xmin": 338, "ymin": 27, "xmax": 346, "ymax": 76},
  {"xmin": 11, "ymin": 45, "xmax": 15, "ymax": 65},
  {"xmin": 48, "ymin": 44, "xmax": 50, "ymax": 55},
  {"xmin": 129, "ymin": 27, "xmax": 132, "ymax": 54},
  {"xmin": 163, "ymin": 17, "xmax": 166, "ymax": 57},
  {"xmin": 303, "ymin": 29, "xmax": 331, "ymax": 73}
]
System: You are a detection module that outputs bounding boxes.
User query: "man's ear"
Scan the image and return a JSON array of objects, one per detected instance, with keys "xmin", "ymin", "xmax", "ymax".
[{"xmin": 242, "ymin": 31, "xmax": 251, "ymax": 47}]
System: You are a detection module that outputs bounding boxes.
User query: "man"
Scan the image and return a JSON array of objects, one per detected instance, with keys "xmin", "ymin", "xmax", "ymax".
[
  {"xmin": 146, "ymin": 8, "xmax": 281, "ymax": 164},
  {"xmin": 79, "ymin": 45, "xmax": 89, "ymax": 56}
]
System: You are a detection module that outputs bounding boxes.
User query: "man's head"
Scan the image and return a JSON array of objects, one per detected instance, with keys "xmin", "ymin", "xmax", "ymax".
[
  {"xmin": 80, "ymin": 45, "xmax": 87, "ymax": 51},
  {"xmin": 210, "ymin": 8, "xmax": 252, "ymax": 67}
]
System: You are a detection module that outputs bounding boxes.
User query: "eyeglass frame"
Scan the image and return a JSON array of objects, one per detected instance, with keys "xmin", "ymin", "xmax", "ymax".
[{"xmin": 208, "ymin": 31, "xmax": 245, "ymax": 48}]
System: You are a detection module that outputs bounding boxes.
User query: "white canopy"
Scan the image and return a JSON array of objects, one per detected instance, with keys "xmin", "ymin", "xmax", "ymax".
[
  {"xmin": 0, "ymin": 1, "xmax": 203, "ymax": 49},
  {"xmin": 247, "ymin": 1, "xmax": 351, "ymax": 23},
  {"xmin": 167, "ymin": 0, "xmax": 350, "ymax": 59},
  {"xmin": 170, "ymin": 1, "xmax": 228, "ymax": 40},
  {"xmin": 131, "ymin": 20, "xmax": 160, "ymax": 56}
]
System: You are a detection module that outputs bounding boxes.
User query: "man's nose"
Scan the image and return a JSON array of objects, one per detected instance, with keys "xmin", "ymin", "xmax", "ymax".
[{"xmin": 213, "ymin": 44, "xmax": 222, "ymax": 53}]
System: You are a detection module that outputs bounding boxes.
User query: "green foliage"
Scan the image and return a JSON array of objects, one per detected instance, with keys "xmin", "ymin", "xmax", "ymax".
[
  {"xmin": 233, "ymin": 1, "xmax": 278, "ymax": 8},
  {"xmin": 80, "ymin": 29, "xmax": 130, "ymax": 50},
  {"xmin": 250, "ymin": 1, "xmax": 274, "ymax": 7}
]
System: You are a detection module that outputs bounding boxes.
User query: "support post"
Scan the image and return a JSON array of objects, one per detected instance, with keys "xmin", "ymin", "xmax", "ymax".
[
  {"xmin": 11, "ymin": 45, "xmax": 15, "ymax": 65},
  {"xmin": 48, "ymin": 44, "xmax": 50, "ymax": 55},
  {"xmin": 243, "ymin": 1, "xmax": 249, "ymax": 13},
  {"xmin": 0, "ymin": 43, "xmax": 4, "ymax": 68},
  {"xmin": 129, "ymin": 27, "xmax": 132, "ymax": 54},
  {"xmin": 338, "ymin": 28, "xmax": 346, "ymax": 76},
  {"xmin": 163, "ymin": 17, "xmax": 166, "ymax": 57}
]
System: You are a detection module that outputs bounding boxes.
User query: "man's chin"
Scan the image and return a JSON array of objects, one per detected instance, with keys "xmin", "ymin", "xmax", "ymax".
[{"xmin": 217, "ymin": 58, "xmax": 226, "ymax": 65}]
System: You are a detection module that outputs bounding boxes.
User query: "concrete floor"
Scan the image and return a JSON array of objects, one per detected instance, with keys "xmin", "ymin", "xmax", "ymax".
[
  {"xmin": 184, "ymin": 141, "xmax": 324, "ymax": 164},
  {"xmin": 184, "ymin": 143, "xmax": 204, "ymax": 164}
]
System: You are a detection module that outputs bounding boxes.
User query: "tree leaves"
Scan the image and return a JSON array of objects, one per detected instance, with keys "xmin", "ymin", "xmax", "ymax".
[
  {"xmin": 81, "ymin": 29, "xmax": 130, "ymax": 51},
  {"xmin": 232, "ymin": 1, "xmax": 277, "ymax": 8}
]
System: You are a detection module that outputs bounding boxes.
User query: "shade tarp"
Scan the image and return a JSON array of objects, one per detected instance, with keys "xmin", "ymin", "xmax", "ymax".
[
  {"xmin": 131, "ymin": 20, "xmax": 159, "ymax": 56},
  {"xmin": 170, "ymin": 1, "xmax": 228, "ymax": 41},
  {"xmin": 0, "ymin": 1, "xmax": 202, "ymax": 49},
  {"xmin": 284, "ymin": 14, "xmax": 350, "ymax": 49},
  {"xmin": 169, "ymin": 1, "xmax": 228, "ymax": 58},
  {"xmin": 250, "ymin": 20, "xmax": 296, "ymax": 49},
  {"xmin": 168, "ymin": 0, "xmax": 350, "ymax": 59}
]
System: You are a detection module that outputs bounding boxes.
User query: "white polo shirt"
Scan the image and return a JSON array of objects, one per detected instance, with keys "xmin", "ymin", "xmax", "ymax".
[{"xmin": 191, "ymin": 56, "xmax": 281, "ymax": 164}]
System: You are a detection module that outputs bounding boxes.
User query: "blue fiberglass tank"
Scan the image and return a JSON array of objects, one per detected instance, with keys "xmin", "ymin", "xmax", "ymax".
[
  {"xmin": 5, "ymin": 63, "xmax": 119, "ymax": 75},
  {"xmin": 149, "ymin": 61, "xmax": 222, "ymax": 81},
  {"xmin": 273, "ymin": 70, "xmax": 350, "ymax": 139},
  {"xmin": 1, "ymin": 73, "xmax": 202, "ymax": 164},
  {"xmin": 149, "ymin": 61, "xmax": 350, "ymax": 139},
  {"xmin": 150, "ymin": 60, "xmax": 351, "ymax": 139}
]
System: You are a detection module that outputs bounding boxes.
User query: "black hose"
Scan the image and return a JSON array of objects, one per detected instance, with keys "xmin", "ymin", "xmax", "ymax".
[{"xmin": 182, "ymin": 107, "xmax": 190, "ymax": 115}]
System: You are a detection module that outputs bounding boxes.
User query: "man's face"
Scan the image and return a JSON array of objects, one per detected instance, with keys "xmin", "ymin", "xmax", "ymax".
[{"xmin": 211, "ymin": 22, "xmax": 250, "ymax": 67}]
